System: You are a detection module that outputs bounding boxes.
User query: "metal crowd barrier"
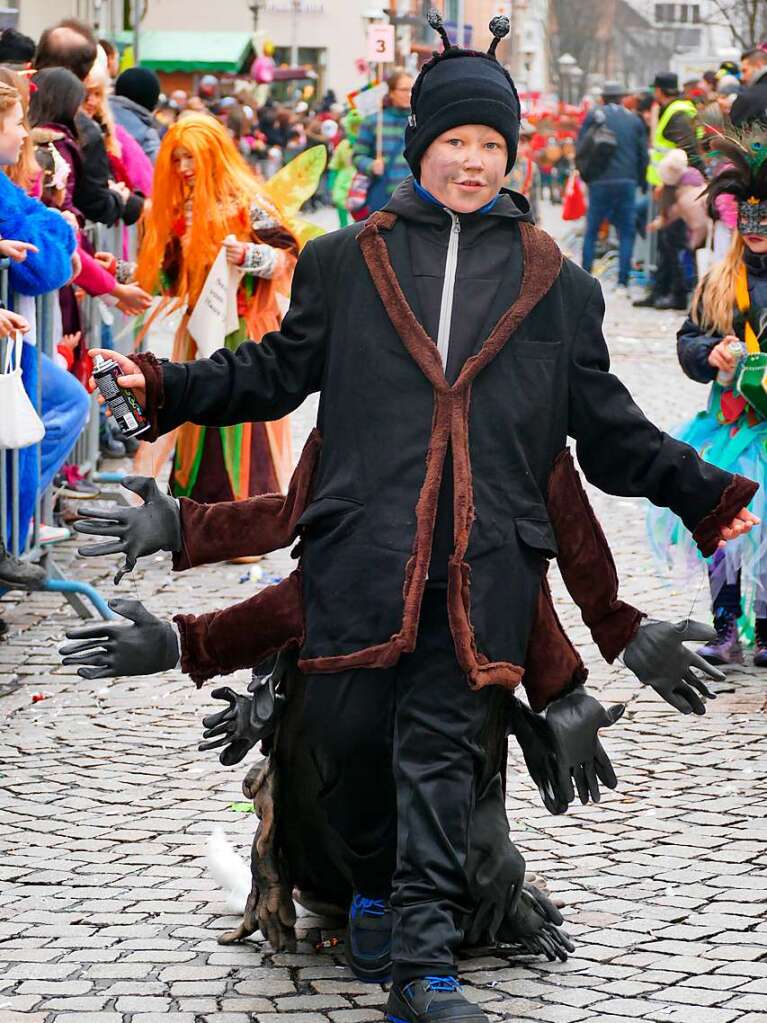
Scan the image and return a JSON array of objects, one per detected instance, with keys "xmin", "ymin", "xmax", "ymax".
[{"xmin": 0, "ymin": 231, "xmax": 141, "ymax": 620}]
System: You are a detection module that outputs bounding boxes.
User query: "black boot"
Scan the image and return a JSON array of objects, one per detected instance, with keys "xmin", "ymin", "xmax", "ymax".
[
  {"xmin": 754, "ymin": 619, "xmax": 767, "ymax": 667},
  {"xmin": 0, "ymin": 541, "xmax": 46, "ymax": 591},
  {"xmin": 386, "ymin": 977, "xmax": 487, "ymax": 1023},
  {"xmin": 99, "ymin": 420, "xmax": 126, "ymax": 459},
  {"xmin": 632, "ymin": 291, "xmax": 659, "ymax": 308},
  {"xmin": 653, "ymin": 292, "xmax": 688, "ymax": 310},
  {"xmin": 346, "ymin": 894, "xmax": 392, "ymax": 983}
]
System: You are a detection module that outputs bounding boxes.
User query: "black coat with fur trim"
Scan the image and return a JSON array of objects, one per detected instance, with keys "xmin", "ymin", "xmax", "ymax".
[{"xmin": 137, "ymin": 188, "xmax": 756, "ymax": 691}]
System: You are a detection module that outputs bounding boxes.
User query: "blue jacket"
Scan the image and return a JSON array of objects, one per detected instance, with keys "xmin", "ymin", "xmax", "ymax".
[
  {"xmin": 110, "ymin": 95, "xmax": 161, "ymax": 163},
  {"xmin": 577, "ymin": 103, "xmax": 648, "ymax": 186},
  {"xmin": 352, "ymin": 105, "xmax": 411, "ymax": 212},
  {"xmin": 0, "ymin": 171, "xmax": 75, "ymax": 296}
]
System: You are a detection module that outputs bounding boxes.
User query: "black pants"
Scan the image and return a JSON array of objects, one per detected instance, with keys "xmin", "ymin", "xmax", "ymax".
[
  {"xmin": 303, "ymin": 589, "xmax": 493, "ymax": 983},
  {"xmin": 654, "ymin": 217, "xmax": 688, "ymax": 299}
]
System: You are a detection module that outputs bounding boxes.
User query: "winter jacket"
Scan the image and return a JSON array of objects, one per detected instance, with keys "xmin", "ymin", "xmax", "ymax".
[
  {"xmin": 677, "ymin": 250, "xmax": 767, "ymax": 382},
  {"xmin": 352, "ymin": 105, "xmax": 411, "ymax": 211},
  {"xmin": 731, "ymin": 67, "xmax": 767, "ymax": 128},
  {"xmin": 75, "ymin": 112, "xmax": 143, "ymax": 227},
  {"xmin": 115, "ymin": 124, "xmax": 153, "ymax": 196},
  {"xmin": 577, "ymin": 103, "xmax": 648, "ymax": 185},
  {"xmin": 664, "ymin": 167, "xmax": 710, "ymax": 249},
  {"xmin": 36, "ymin": 122, "xmax": 83, "ymax": 220},
  {"xmin": 110, "ymin": 95, "xmax": 162, "ymax": 163},
  {"xmin": 135, "ymin": 178, "xmax": 755, "ymax": 690},
  {"xmin": 0, "ymin": 171, "xmax": 75, "ymax": 296}
]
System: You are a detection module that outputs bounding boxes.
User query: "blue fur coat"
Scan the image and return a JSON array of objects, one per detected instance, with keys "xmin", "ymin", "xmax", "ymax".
[{"xmin": 0, "ymin": 170, "xmax": 75, "ymax": 295}]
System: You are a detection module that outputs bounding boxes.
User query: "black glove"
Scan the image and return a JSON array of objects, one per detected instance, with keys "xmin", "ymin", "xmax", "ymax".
[
  {"xmin": 544, "ymin": 686, "xmax": 624, "ymax": 806},
  {"xmin": 200, "ymin": 669, "xmax": 286, "ymax": 766},
  {"xmin": 508, "ymin": 697, "xmax": 568, "ymax": 815},
  {"xmin": 498, "ymin": 882, "xmax": 575, "ymax": 962},
  {"xmin": 59, "ymin": 598, "xmax": 179, "ymax": 679},
  {"xmin": 75, "ymin": 476, "xmax": 182, "ymax": 584},
  {"xmin": 623, "ymin": 618, "xmax": 724, "ymax": 715}
]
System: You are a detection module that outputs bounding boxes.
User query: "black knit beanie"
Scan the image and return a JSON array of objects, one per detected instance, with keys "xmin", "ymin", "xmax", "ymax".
[
  {"xmin": 115, "ymin": 67, "xmax": 161, "ymax": 113},
  {"xmin": 404, "ymin": 10, "xmax": 521, "ymax": 178}
]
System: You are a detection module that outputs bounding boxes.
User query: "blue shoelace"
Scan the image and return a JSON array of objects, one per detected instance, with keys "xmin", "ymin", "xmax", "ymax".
[
  {"xmin": 350, "ymin": 894, "xmax": 387, "ymax": 919},
  {"xmin": 424, "ymin": 976, "xmax": 461, "ymax": 992}
]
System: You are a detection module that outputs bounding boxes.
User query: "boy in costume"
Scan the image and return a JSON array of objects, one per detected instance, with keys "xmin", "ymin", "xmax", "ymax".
[{"xmin": 64, "ymin": 13, "xmax": 757, "ymax": 1023}]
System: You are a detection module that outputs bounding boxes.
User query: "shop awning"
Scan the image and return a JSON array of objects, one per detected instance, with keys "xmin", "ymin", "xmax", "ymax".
[{"xmin": 115, "ymin": 30, "xmax": 254, "ymax": 74}]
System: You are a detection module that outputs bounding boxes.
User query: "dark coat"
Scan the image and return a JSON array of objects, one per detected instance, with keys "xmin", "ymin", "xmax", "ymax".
[
  {"xmin": 731, "ymin": 68, "xmax": 767, "ymax": 128},
  {"xmin": 577, "ymin": 103, "xmax": 648, "ymax": 185},
  {"xmin": 74, "ymin": 112, "xmax": 143, "ymax": 227},
  {"xmin": 137, "ymin": 197, "xmax": 756, "ymax": 690}
]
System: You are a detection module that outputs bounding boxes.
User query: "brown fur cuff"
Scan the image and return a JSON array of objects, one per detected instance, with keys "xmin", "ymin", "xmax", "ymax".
[
  {"xmin": 592, "ymin": 604, "xmax": 645, "ymax": 663},
  {"xmin": 133, "ymin": 351, "xmax": 165, "ymax": 442},
  {"xmin": 174, "ymin": 571, "xmax": 304, "ymax": 687},
  {"xmin": 692, "ymin": 473, "xmax": 759, "ymax": 557},
  {"xmin": 523, "ymin": 576, "xmax": 588, "ymax": 712}
]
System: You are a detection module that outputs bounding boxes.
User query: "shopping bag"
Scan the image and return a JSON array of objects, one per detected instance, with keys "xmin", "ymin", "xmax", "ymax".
[
  {"xmin": 0, "ymin": 332, "xmax": 45, "ymax": 449},
  {"xmin": 562, "ymin": 172, "xmax": 586, "ymax": 221}
]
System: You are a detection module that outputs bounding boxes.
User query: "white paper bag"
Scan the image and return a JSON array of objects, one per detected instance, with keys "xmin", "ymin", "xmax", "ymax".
[{"xmin": 187, "ymin": 243, "xmax": 240, "ymax": 359}]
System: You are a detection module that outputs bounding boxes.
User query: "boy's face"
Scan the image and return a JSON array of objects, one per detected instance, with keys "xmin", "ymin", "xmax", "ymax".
[{"xmin": 419, "ymin": 124, "xmax": 508, "ymax": 214}]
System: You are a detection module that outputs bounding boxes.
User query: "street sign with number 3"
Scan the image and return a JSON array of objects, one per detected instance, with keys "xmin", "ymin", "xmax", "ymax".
[{"xmin": 367, "ymin": 24, "xmax": 395, "ymax": 63}]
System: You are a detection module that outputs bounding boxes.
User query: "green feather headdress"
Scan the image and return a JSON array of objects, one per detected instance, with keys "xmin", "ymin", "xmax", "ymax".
[{"xmin": 705, "ymin": 125, "xmax": 767, "ymax": 204}]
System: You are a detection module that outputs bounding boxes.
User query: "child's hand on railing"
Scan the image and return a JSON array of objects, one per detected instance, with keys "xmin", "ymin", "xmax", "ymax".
[
  {"xmin": 113, "ymin": 282, "xmax": 152, "ymax": 316},
  {"xmin": 0, "ymin": 239, "xmax": 38, "ymax": 263},
  {"xmin": 88, "ymin": 348, "xmax": 146, "ymax": 408},
  {"xmin": 0, "ymin": 309, "xmax": 30, "ymax": 338}
]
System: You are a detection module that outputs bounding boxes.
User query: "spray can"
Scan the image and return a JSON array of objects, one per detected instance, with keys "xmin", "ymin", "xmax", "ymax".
[
  {"xmin": 92, "ymin": 354, "xmax": 149, "ymax": 437},
  {"xmin": 717, "ymin": 340, "xmax": 748, "ymax": 387}
]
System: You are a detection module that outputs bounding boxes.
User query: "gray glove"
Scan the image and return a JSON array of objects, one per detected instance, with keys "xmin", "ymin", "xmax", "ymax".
[
  {"xmin": 75, "ymin": 476, "xmax": 182, "ymax": 584},
  {"xmin": 623, "ymin": 618, "xmax": 724, "ymax": 715},
  {"xmin": 508, "ymin": 697, "xmax": 568, "ymax": 815},
  {"xmin": 59, "ymin": 598, "xmax": 179, "ymax": 679},
  {"xmin": 544, "ymin": 686, "xmax": 624, "ymax": 806},
  {"xmin": 199, "ymin": 671, "xmax": 286, "ymax": 766}
]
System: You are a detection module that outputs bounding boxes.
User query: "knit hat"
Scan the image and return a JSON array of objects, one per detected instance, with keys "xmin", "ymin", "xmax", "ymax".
[
  {"xmin": 403, "ymin": 9, "xmax": 520, "ymax": 177},
  {"xmin": 115, "ymin": 67, "xmax": 161, "ymax": 112},
  {"xmin": 658, "ymin": 147, "xmax": 688, "ymax": 185}
]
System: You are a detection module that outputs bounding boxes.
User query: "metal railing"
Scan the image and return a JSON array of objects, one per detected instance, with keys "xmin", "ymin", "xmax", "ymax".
[{"xmin": 0, "ymin": 222, "xmax": 140, "ymax": 621}]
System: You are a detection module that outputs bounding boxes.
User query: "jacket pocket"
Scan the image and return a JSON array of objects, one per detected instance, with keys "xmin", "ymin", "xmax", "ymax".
[
  {"xmin": 515, "ymin": 516, "xmax": 558, "ymax": 559},
  {"xmin": 512, "ymin": 339, "xmax": 562, "ymax": 359},
  {"xmin": 297, "ymin": 495, "xmax": 363, "ymax": 529}
]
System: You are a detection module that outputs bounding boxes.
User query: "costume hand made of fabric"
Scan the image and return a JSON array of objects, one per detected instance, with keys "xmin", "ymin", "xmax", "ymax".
[
  {"xmin": 75, "ymin": 476, "xmax": 182, "ymax": 584},
  {"xmin": 59, "ymin": 598, "xmax": 179, "ymax": 679},
  {"xmin": 498, "ymin": 882, "xmax": 575, "ymax": 962},
  {"xmin": 623, "ymin": 619, "xmax": 724, "ymax": 715},
  {"xmin": 199, "ymin": 670, "xmax": 286, "ymax": 767},
  {"xmin": 508, "ymin": 687, "xmax": 623, "ymax": 814}
]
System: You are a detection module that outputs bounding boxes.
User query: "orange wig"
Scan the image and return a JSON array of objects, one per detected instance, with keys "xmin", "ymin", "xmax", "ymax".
[{"xmin": 137, "ymin": 113, "xmax": 284, "ymax": 306}]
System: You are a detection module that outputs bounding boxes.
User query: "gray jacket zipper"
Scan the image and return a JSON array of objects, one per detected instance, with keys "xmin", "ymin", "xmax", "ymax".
[{"xmin": 436, "ymin": 210, "xmax": 461, "ymax": 370}]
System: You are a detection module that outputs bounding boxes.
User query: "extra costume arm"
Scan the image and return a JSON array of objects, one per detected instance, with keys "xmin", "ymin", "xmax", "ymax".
[
  {"xmin": 134, "ymin": 239, "xmax": 328, "ymax": 439},
  {"xmin": 174, "ymin": 571, "xmax": 304, "ymax": 687},
  {"xmin": 174, "ymin": 428, "xmax": 320, "ymax": 569},
  {"xmin": 567, "ymin": 276, "xmax": 758, "ymax": 556},
  {"xmin": 546, "ymin": 449, "xmax": 644, "ymax": 662},
  {"xmin": 677, "ymin": 316, "xmax": 719, "ymax": 384}
]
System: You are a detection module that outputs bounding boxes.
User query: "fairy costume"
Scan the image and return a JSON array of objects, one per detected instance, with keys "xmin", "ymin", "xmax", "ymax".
[
  {"xmin": 136, "ymin": 115, "xmax": 325, "ymax": 501},
  {"xmin": 648, "ymin": 129, "xmax": 767, "ymax": 657}
]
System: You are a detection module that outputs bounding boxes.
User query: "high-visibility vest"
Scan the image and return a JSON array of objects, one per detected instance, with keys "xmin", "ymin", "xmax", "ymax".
[{"xmin": 647, "ymin": 98, "xmax": 698, "ymax": 185}]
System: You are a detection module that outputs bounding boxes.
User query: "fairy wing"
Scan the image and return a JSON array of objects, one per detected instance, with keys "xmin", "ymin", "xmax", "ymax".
[{"xmin": 263, "ymin": 144, "xmax": 328, "ymax": 248}]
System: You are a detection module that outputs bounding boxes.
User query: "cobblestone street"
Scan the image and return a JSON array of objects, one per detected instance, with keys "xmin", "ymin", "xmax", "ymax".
[{"xmin": 1, "ymin": 208, "xmax": 766, "ymax": 1023}]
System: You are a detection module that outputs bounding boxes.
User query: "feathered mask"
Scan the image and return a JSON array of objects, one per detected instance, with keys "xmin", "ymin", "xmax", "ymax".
[{"xmin": 706, "ymin": 127, "xmax": 767, "ymax": 236}]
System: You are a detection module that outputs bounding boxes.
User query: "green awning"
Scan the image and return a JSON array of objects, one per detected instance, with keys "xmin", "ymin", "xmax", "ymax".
[{"xmin": 114, "ymin": 30, "xmax": 254, "ymax": 73}]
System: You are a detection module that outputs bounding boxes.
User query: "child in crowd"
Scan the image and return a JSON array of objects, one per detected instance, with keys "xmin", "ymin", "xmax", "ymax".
[{"xmin": 648, "ymin": 129, "xmax": 767, "ymax": 665}]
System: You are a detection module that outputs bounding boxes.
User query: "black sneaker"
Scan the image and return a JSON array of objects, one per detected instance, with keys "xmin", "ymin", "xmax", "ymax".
[
  {"xmin": 0, "ymin": 543, "xmax": 46, "ymax": 591},
  {"xmin": 386, "ymin": 977, "xmax": 487, "ymax": 1023},
  {"xmin": 345, "ymin": 894, "xmax": 392, "ymax": 983}
]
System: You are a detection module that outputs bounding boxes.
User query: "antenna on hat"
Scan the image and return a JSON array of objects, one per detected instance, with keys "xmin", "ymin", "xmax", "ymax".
[
  {"xmin": 487, "ymin": 15, "xmax": 510, "ymax": 57},
  {"xmin": 426, "ymin": 8, "xmax": 453, "ymax": 53}
]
